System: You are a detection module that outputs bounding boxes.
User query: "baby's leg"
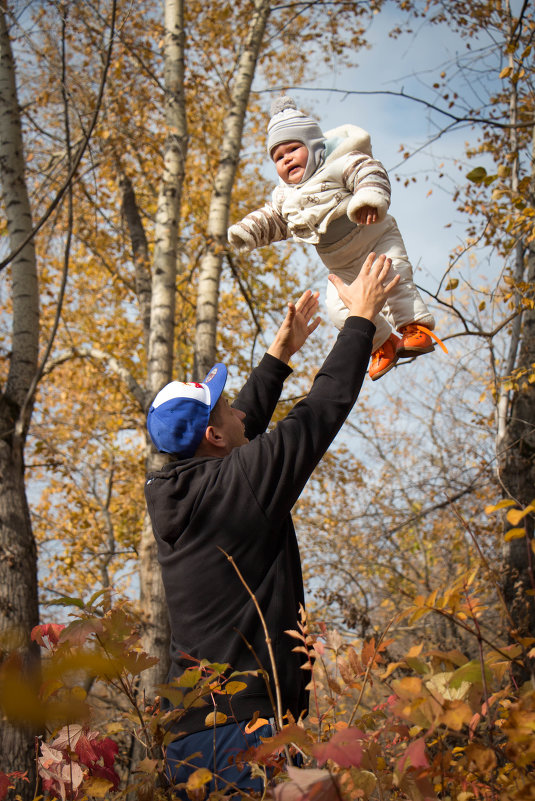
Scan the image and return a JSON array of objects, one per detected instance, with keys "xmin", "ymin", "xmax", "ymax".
[
  {"xmin": 319, "ymin": 226, "xmax": 396, "ymax": 350},
  {"xmin": 370, "ymin": 216, "xmax": 435, "ymax": 331}
]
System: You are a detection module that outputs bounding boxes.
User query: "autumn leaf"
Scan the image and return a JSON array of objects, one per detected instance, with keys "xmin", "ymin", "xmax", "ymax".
[
  {"xmin": 505, "ymin": 527, "xmax": 526, "ymax": 541},
  {"xmin": 396, "ymin": 737, "xmax": 429, "ymax": 774},
  {"xmin": 361, "ymin": 638, "xmax": 376, "ymax": 666},
  {"xmin": 312, "ymin": 728, "xmax": 365, "ymax": 768},
  {"xmin": 450, "ymin": 660, "xmax": 492, "ymax": 689},
  {"xmin": 204, "ymin": 711, "xmax": 227, "ymax": 726},
  {"xmin": 466, "ymin": 166, "xmax": 488, "ymax": 183},
  {"xmin": 393, "ymin": 676, "xmax": 423, "ymax": 698},
  {"xmin": 274, "ymin": 766, "xmax": 339, "ymax": 801},
  {"xmin": 83, "ymin": 776, "xmax": 115, "ymax": 798},
  {"xmin": 186, "ymin": 768, "xmax": 212, "ymax": 790},
  {"xmin": 31, "ymin": 623, "xmax": 65, "ymax": 648},
  {"xmin": 0, "ymin": 775, "xmax": 8, "ymax": 801},
  {"xmin": 246, "ymin": 724, "xmax": 311, "ymax": 763},
  {"xmin": 438, "ymin": 700, "xmax": 474, "ymax": 731},
  {"xmin": 245, "ymin": 715, "xmax": 270, "ymax": 734},
  {"xmin": 465, "ymin": 743, "xmax": 497, "ymax": 774},
  {"xmin": 223, "ymin": 680, "xmax": 248, "ymax": 695},
  {"xmin": 506, "ymin": 504, "xmax": 535, "ymax": 525},
  {"xmin": 485, "ymin": 499, "xmax": 517, "ymax": 514}
]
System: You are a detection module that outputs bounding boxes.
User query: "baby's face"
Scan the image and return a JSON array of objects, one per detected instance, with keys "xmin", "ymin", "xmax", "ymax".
[{"xmin": 271, "ymin": 141, "xmax": 308, "ymax": 184}]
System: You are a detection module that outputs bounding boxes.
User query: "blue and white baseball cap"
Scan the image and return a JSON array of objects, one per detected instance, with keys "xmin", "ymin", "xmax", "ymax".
[{"xmin": 147, "ymin": 363, "xmax": 228, "ymax": 456}]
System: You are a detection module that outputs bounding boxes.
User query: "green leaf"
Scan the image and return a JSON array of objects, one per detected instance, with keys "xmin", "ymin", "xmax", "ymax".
[
  {"xmin": 156, "ymin": 686, "xmax": 184, "ymax": 706},
  {"xmin": 223, "ymin": 680, "xmax": 248, "ymax": 695},
  {"xmin": 177, "ymin": 668, "xmax": 202, "ymax": 687},
  {"xmin": 47, "ymin": 596, "xmax": 85, "ymax": 609},
  {"xmin": 466, "ymin": 167, "xmax": 487, "ymax": 183},
  {"xmin": 203, "ymin": 661, "xmax": 229, "ymax": 675},
  {"xmin": 450, "ymin": 659, "xmax": 492, "ymax": 688},
  {"xmin": 405, "ymin": 657, "xmax": 430, "ymax": 675},
  {"xmin": 87, "ymin": 588, "xmax": 111, "ymax": 609}
]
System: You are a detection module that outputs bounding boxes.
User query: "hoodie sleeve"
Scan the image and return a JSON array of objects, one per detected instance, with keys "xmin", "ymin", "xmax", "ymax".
[
  {"xmin": 342, "ymin": 150, "xmax": 391, "ymax": 223},
  {"xmin": 232, "ymin": 354, "xmax": 292, "ymax": 440},
  {"xmin": 235, "ymin": 316, "xmax": 375, "ymax": 523}
]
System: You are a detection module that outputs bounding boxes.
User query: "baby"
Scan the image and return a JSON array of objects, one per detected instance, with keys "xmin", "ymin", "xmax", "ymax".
[{"xmin": 228, "ymin": 96, "xmax": 440, "ymax": 379}]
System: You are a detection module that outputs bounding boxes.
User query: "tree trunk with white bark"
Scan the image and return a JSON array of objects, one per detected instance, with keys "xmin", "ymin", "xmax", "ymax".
[
  {"xmin": 137, "ymin": 0, "xmax": 188, "ymax": 696},
  {"xmin": 193, "ymin": 0, "xmax": 272, "ymax": 379},
  {"xmin": 0, "ymin": 6, "xmax": 40, "ymax": 788}
]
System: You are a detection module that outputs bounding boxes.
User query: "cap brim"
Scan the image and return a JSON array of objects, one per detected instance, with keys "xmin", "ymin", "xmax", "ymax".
[{"xmin": 203, "ymin": 363, "xmax": 227, "ymax": 409}]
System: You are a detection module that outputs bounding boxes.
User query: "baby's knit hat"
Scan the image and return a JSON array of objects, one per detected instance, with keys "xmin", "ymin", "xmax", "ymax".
[{"xmin": 267, "ymin": 96, "xmax": 325, "ymax": 183}]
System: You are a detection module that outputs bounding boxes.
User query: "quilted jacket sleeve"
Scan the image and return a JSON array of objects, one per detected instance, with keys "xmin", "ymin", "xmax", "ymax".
[
  {"xmin": 228, "ymin": 200, "xmax": 289, "ymax": 252},
  {"xmin": 342, "ymin": 150, "xmax": 391, "ymax": 223}
]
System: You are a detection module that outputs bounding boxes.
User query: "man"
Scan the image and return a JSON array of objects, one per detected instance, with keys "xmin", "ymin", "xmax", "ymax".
[{"xmin": 145, "ymin": 253, "xmax": 399, "ymax": 797}]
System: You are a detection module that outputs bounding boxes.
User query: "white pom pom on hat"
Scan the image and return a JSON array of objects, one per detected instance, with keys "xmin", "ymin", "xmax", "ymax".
[{"xmin": 269, "ymin": 95, "xmax": 298, "ymax": 116}]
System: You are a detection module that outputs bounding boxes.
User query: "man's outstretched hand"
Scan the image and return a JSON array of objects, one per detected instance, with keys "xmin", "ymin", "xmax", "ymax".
[
  {"xmin": 328, "ymin": 252, "xmax": 400, "ymax": 322},
  {"xmin": 268, "ymin": 290, "xmax": 321, "ymax": 364}
]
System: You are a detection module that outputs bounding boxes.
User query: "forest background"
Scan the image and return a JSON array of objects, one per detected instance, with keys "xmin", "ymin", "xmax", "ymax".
[{"xmin": 0, "ymin": 0, "xmax": 534, "ymax": 799}]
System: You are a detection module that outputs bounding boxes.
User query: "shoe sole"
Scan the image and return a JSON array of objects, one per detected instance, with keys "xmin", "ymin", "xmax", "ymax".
[
  {"xmin": 397, "ymin": 344, "xmax": 435, "ymax": 358},
  {"xmin": 370, "ymin": 356, "xmax": 398, "ymax": 380}
]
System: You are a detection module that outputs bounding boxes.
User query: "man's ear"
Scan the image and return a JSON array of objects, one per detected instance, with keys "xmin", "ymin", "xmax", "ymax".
[
  {"xmin": 195, "ymin": 425, "xmax": 226, "ymax": 457},
  {"xmin": 204, "ymin": 425, "xmax": 225, "ymax": 448}
]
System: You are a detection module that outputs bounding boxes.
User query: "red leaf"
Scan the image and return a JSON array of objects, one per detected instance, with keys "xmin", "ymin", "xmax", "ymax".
[
  {"xmin": 84, "ymin": 737, "xmax": 120, "ymax": 789},
  {"xmin": 91, "ymin": 737, "xmax": 119, "ymax": 769},
  {"xmin": 312, "ymin": 728, "xmax": 365, "ymax": 768},
  {"xmin": 31, "ymin": 624, "xmax": 65, "ymax": 648},
  {"xmin": 74, "ymin": 734, "xmax": 100, "ymax": 765},
  {"xmin": 396, "ymin": 738, "xmax": 429, "ymax": 774},
  {"xmin": 0, "ymin": 773, "xmax": 30, "ymax": 801}
]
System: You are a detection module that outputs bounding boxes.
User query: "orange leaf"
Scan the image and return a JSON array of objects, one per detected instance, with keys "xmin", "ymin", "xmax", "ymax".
[{"xmin": 244, "ymin": 716, "xmax": 269, "ymax": 734}]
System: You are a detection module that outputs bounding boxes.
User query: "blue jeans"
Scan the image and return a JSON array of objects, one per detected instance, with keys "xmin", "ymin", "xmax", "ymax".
[{"xmin": 165, "ymin": 720, "xmax": 275, "ymax": 799}]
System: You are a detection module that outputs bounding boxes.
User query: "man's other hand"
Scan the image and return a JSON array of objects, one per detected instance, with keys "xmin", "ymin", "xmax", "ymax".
[{"xmin": 268, "ymin": 290, "xmax": 321, "ymax": 364}]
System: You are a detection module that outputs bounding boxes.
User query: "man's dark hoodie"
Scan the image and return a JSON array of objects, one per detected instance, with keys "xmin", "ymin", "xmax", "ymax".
[{"xmin": 144, "ymin": 316, "xmax": 375, "ymax": 735}]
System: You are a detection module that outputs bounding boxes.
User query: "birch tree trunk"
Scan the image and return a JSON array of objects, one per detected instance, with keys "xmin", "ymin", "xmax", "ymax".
[
  {"xmin": 0, "ymin": 6, "xmax": 40, "ymax": 787},
  {"xmin": 137, "ymin": 0, "xmax": 188, "ymax": 696},
  {"xmin": 193, "ymin": 0, "xmax": 272, "ymax": 378}
]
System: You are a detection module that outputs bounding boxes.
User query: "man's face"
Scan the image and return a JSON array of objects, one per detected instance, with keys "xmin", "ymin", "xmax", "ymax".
[
  {"xmin": 272, "ymin": 141, "xmax": 309, "ymax": 185},
  {"xmin": 212, "ymin": 396, "xmax": 249, "ymax": 453}
]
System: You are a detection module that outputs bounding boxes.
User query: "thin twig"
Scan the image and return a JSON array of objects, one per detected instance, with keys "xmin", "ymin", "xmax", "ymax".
[
  {"xmin": 347, "ymin": 620, "xmax": 394, "ymax": 727},
  {"xmin": 218, "ymin": 548, "xmax": 284, "ymax": 731}
]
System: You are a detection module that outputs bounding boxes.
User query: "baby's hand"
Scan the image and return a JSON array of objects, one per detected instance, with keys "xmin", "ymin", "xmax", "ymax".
[
  {"xmin": 354, "ymin": 205, "xmax": 378, "ymax": 225},
  {"xmin": 228, "ymin": 223, "xmax": 256, "ymax": 252}
]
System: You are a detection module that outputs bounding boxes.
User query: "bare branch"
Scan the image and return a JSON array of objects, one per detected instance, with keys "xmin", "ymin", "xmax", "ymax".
[
  {"xmin": 259, "ymin": 85, "xmax": 535, "ymax": 131},
  {"xmin": 0, "ymin": 0, "xmax": 118, "ymax": 273}
]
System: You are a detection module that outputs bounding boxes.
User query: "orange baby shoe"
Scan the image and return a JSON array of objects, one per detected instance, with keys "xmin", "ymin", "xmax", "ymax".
[
  {"xmin": 397, "ymin": 323, "xmax": 435, "ymax": 358},
  {"xmin": 369, "ymin": 334, "xmax": 399, "ymax": 380}
]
